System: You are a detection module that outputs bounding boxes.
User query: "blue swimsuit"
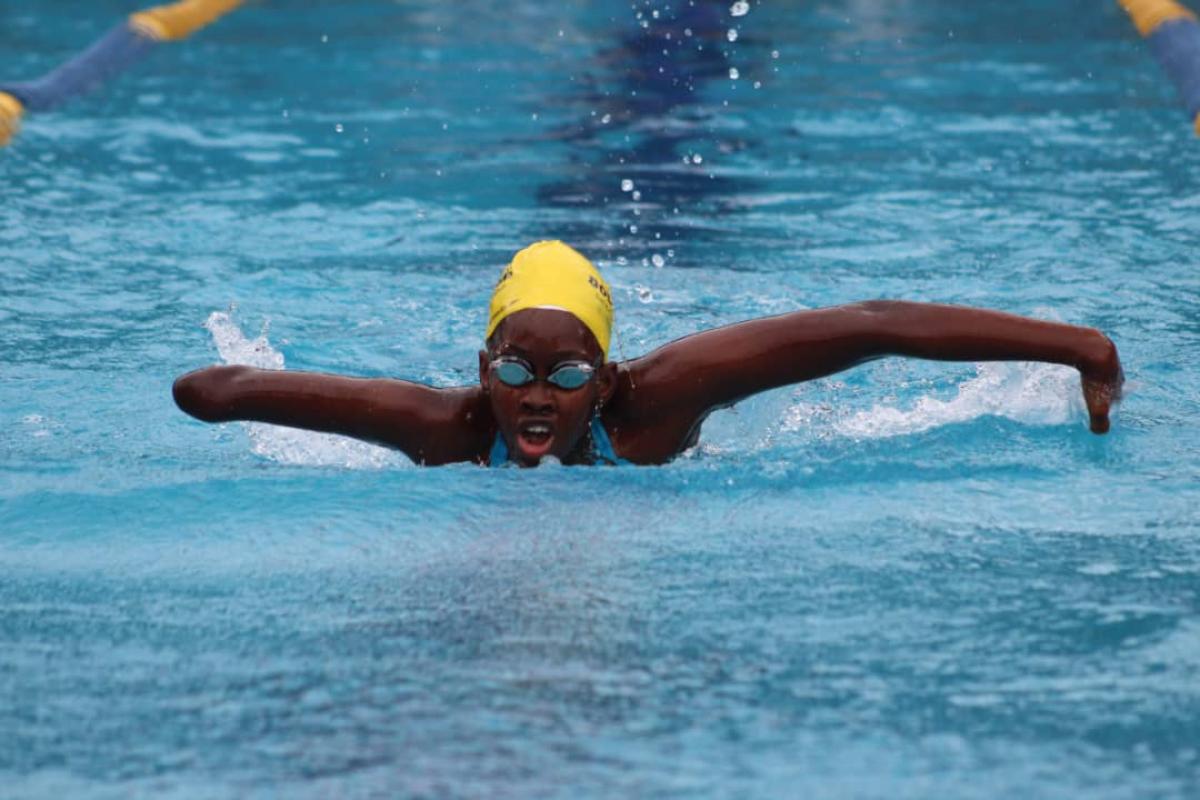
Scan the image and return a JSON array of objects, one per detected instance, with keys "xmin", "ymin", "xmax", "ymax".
[{"xmin": 488, "ymin": 417, "xmax": 628, "ymax": 466}]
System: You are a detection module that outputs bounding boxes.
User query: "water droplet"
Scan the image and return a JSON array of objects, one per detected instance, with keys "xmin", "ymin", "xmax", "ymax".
[
  {"xmin": 727, "ymin": 28, "xmax": 738, "ymax": 42},
  {"xmin": 651, "ymin": 253, "xmax": 665, "ymax": 267},
  {"xmin": 621, "ymin": 179, "xmax": 634, "ymax": 192},
  {"xmin": 729, "ymin": 67, "xmax": 740, "ymax": 80},
  {"xmin": 730, "ymin": 1, "xmax": 750, "ymax": 17}
]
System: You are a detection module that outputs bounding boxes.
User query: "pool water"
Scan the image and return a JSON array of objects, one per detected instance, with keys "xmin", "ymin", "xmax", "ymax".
[{"xmin": 3, "ymin": 0, "xmax": 1200, "ymax": 796}]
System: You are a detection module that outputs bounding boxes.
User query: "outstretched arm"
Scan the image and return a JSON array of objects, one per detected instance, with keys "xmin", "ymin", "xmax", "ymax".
[
  {"xmin": 172, "ymin": 365, "xmax": 490, "ymax": 464},
  {"xmin": 621, "ymin": 300, "xmax": 1122, "ymax": 436}
]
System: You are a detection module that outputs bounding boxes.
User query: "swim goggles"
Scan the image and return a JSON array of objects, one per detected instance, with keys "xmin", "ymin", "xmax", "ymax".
[{"xmin": 490, "ymin": 356, "xmax": 597, "ymax": 390}]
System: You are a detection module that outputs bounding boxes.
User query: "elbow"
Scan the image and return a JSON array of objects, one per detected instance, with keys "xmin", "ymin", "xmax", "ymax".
[{"xmin": 173, "ymin": 365, "xmax": 247, "ymax": 422}]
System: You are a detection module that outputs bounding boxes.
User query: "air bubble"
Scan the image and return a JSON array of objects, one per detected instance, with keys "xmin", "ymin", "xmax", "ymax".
[
  {"xmin": 692, "ymin": 153, "xmax": 704, "ymax": 164},
  {"xmin": 729, "ymin": 67, "xmax": 740, "ymax": 80},
  {"xmin": 730, "ymin": 1, "xmax": 750, "ymax": 17},
  {"xmin": 621, "ymin": 179, "xmax": 634, "ymax": 192},
  {"xmin": 651, "ymin": 253, "xmax": 665, "ymax": 267},
  {"xmin": 334, "ymin": 123, "xmax": 343, "ymax": 133},
  {"xmin": 631, "ymin": 190, "xmax": 641, "ymax": 201},
  {"xmin": 727, "ymin": 28, "xmax": 738, "ymax": 42}
]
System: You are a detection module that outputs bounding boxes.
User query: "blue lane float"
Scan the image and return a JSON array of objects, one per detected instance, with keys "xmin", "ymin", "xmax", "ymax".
[
  {"xmin": 0, "ymin": 0, "xmax": 243, "ymax": 146},
  {"xmin": 1120, "ymin": 0, "xmax": 1200, "ymax": 135}
]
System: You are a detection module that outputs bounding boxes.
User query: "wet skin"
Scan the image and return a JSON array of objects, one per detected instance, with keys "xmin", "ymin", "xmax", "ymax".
[
  {"xmin": 479, "ymin": 310, "xmax": 617, "ymax": 467},
  {"xmin": 173, "ymin": 300, "xmax": 1124, "ymax": 466}
]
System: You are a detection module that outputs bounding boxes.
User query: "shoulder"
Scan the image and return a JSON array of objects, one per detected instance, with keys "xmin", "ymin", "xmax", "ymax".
[
  {"xmin": 599, "ymin": 363, "xmax": 706, "ymax": 464},
  {"xmin": 391, "ymin": 384, "xmax": 495, "ymax": 466}
]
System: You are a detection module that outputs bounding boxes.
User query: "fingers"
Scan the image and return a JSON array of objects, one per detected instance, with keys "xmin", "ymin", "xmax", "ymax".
[{"xmin": 1080, "ymin": 372, "xmax": 1113, "ymax": 434}]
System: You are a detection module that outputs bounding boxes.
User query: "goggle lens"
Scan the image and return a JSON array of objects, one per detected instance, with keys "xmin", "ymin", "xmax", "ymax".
[
  {"xmin": 491, "ymin": 358, "xmax": 595, "ymax": 390},
  {"xmin": 493, "ymin": 360, "xmax": 535, "ymax": 387},
  {"xmin": 547, "ymin": 364, "xmax": 592, "ymax": 389}
]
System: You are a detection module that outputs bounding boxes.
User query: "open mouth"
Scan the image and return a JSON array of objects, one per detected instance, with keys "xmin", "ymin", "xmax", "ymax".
[{"xmin": 516, "ymin": 421, "xmax": 555, "ymax": 460}]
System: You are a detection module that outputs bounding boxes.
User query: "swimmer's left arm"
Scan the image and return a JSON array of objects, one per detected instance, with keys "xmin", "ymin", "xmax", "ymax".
[{"xmin": 624, "ymin": 300, "xmax": 1122, "ymax": 434}]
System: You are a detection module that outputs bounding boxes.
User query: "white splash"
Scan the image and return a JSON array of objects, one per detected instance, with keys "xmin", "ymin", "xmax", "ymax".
[
  {"xmin": 204, "ymin": 311, "xmax": 405, "ymax": 468},
  {"xmin": 785, "ymin": 361, "xmax": 1083, "ymax": 440}
]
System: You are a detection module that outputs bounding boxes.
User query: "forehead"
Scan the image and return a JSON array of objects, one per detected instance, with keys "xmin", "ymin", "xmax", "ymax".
[{"xmin": 491, "ymin": 308, "xmax": 600, "ymax": 359}]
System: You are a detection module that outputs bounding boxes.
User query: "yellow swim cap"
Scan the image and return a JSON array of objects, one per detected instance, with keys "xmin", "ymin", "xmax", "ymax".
[{"xmin": 486, "ymin": 241, "xmax": 614, "ymax": 357}]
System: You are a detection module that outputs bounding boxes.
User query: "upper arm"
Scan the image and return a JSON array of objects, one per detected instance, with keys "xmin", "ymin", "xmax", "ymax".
[
  {"xmin": 617, "ymin": 303, "xmax": 887, "ymax": 423},
  {"xmin": 173, "ymin": 365, "xmax": 488, "ymax": 465}
]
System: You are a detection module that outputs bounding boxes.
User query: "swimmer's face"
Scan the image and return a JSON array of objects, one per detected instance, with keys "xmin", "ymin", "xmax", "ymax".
[{"xmin": 480, "ymin": 308, "xmax": 617, "ymax": 466}]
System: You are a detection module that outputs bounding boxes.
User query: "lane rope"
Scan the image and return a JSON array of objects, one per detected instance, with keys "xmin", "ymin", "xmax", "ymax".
[
  {"xmin": 1118, "ymin": 0, "xmax": 1200, "ymax": 134},
  {"xmin": 0, "ymin": 0, "xmax": 243, "ymax": 147}
]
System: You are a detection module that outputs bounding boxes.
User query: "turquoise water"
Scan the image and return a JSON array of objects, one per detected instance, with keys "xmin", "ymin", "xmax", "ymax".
[{"xmin": 3, "ymin": 0, "xmax": 1200, "ymax": 796}]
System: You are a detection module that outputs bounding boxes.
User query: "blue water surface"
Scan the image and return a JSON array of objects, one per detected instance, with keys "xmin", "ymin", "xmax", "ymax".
[{"xmin": 3, "ymin": 0, "xmax": 1200, "ymax": 797}]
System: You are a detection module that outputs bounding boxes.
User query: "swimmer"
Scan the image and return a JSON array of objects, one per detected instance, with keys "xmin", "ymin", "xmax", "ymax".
[{"xmin": 173, "ymin": 240, "xmax": 1124, "ymax": 466}]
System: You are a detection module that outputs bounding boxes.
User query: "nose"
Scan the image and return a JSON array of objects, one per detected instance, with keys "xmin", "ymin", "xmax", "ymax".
[{"xmin": 519, "ymin": 382, "xmax": 555, "ymax": 415}]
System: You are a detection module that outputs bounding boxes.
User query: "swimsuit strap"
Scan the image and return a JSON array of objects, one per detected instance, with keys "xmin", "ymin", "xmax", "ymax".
[
  {"xmin": 588, "ymin": 416, "xmax": 628, "ymax": 466},
  {"xmin": 488, "ymin": 427, "xmax": 510, "ymax": 466},
  {"xmin": 487, "ymin": 416, "xmax": 628, "ymax": 467}
]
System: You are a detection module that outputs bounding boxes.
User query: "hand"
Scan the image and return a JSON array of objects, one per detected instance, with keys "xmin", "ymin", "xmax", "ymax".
[{"xmin": 1080, "ymin": 334, "xmax": 1123, "ymax": 434}]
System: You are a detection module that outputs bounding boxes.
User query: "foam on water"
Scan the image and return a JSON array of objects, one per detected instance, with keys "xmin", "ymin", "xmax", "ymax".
[
  {"xmin": 203, "ymin": 311, "xmax": 405, "ymax": 469},
  {"xmin": 783, "ymin": 361, "xmax": 1084, "ymax": 440}
]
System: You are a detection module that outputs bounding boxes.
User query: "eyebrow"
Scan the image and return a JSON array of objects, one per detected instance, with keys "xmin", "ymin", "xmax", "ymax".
[{"xmin": 496, "ymin": 346, "xmax": 591, "ymax": 363}]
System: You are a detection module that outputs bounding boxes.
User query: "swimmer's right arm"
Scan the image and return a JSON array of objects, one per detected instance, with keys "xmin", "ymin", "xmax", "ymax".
[{"xmin": 172, "ymin": 365, "xmax": 490, "ymax": 464}]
